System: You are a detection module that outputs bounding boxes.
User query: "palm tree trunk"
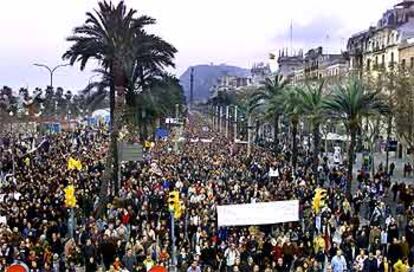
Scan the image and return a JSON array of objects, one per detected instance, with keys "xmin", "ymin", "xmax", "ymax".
[
  {"xmin": 292, "ymin": 118, "xmax": 298, "ymax": 171},
  {"xmin": 312, "ymin": 122, "xmax": 320, "ymax": 173},
  {"xmin": 370, "ymin": 141, "xmax": 375, "ymax": 178},
  {"xmin": 96, "ymin": 60, "xmax": 125, "ymax": 218},
  {"xmin": 273, "ymin": 115, "xmax": 279, "ymax": 152},
  {"xmin": 143, "ymin": 120, "xmax": 148, "ymax": 140},
  {"xmin": 347, "ymin": 127, "xmax": 357, "ymax": 196},
  {"xmin": 95, "ymin": 79, "xmax": 117, "ymax": 217}
]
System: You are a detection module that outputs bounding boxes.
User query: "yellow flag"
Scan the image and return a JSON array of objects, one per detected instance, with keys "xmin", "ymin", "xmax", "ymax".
[
  {"xmin": 64, "ymin": 185, "xmax": 77, "ymax": 208},
  {"xmin": 68, "ymin": 157, "xmax": 82, "ymax": 171},
  {"xmin": 74, "ymin": 159, "xmax": 82, "ymax": 170}
]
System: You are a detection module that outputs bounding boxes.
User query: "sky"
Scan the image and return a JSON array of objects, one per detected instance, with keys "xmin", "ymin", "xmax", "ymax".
[{"xmin": 0, "ymin": 0, "xmax": 397, "ymax": 91}]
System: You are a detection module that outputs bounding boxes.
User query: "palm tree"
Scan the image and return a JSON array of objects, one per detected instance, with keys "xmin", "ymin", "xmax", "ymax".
[
  {"xmin": 323, "ymin": 78, "xmax": 388, "ymax": 195},
  {"xmin": 297, "ymin": 80, "xmax": 326, "ymax": 172},
  {"xmin": 281, "ymin": 87, "xmax": 302, "ymax": 170},
  {"xmin": 126, "ymin": 74, "xmax": 185, "ymax": 140},
  {"xmin": 63, "ymin": 1, "xmax": 176, "ymax": 201},
  {"xmin": 249, "ymin": 74, "xmax": 288, "ymax": 152}
]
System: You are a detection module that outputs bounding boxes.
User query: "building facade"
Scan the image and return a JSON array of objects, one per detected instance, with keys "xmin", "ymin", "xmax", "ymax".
[
  {"xmin": 277, "ymin": 49, "xmax": 304, "ymax": 80},
  {"xmin": 347, "ymin": 0, "xmax": 414, "ymax": 73},
  {"xmin": 399, "ymin": 38, "xmax": 414, "ymax": 69}
]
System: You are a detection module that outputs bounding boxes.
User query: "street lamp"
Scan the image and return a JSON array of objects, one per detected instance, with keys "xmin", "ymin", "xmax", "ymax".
[
  {"xmin": 33, "ymin": 63, "xmax": 70, "ymax": 88},
  {"xmin": 8, "ymin": 111, "xmax": 16, "ymax": 181}
]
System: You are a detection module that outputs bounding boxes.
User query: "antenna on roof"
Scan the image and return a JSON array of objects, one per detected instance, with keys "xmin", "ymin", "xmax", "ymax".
[{"xmin": 290, "ymin": 20, "xmax": 293, "ymax": 56}]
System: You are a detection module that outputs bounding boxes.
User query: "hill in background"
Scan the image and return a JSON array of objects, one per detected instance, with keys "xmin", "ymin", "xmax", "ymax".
[{"xmin": 179, "ymin": 64, "xmax": 250, "ymax": 102}]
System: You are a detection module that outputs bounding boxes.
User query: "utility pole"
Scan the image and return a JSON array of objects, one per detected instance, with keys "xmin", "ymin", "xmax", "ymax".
[
  {"xmin": 170, "ymin": 212, "xmax": 177, "ymax": 272},
  {"xmin": 234, "ymin": 105, "xmax": 238, "ymax": 142},
  {"xmin": 225, "ymin": 105, "xmax": 229, "ymax": 138},
  {"xmin": 190, "ymin": 67, "xmax": 194, "ymax": 110},
  {"xmin": 213, "ymin": 105, "xmax": 216, "ymax": 131},
  {"xmin": 290, "ymin": 20, "xmax": 293, "ymax": 56},
  {"xmin": 217, "ymin": 106, "xmax": 220, "ymax": 132},
  {"xmin": 219, "ymin": 106, "xmax": 223, "ymax": 133},
  {"xmin": 9, "ymin": 112, "xmax": 15, "ymax": 180},
  {"xmin": 174, "ymin": 104, "xmax": 179, "ymax": 153}
]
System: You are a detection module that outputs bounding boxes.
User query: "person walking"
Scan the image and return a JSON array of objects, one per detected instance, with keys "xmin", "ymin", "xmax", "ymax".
[
  {"xmin": 224, "ymin": 243, "xmax": 240, "ymax": 272},
  {"xmin": 331, "ymin": 250, "xmax": 347, "ymax": 272}
]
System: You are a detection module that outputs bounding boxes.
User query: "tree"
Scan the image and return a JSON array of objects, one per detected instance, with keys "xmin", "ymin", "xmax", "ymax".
[
  {"xmin": 394, "ymin": 68, "xmax": 414, "ymax": 157},
  {"xmin": 249, "ymin": 74, "xmax": 288, "ymax": 152},
  {"xmin": 323, "ymin": 78, "xmax": 388, "ymax": 195},
  {"xmin": 297, "ymin": 80, "xmax": 326, "ymax": 172},
  {"xmin": 125, "ymin": 74, "xmax": 185, "ymax": 140},
  {"xmin": 281, "ymin": 87, "xmax": 302, "ymax": 170},
  {"xmin": 63, "ymin": 0, "xmax": 176, "ymax": 211}
]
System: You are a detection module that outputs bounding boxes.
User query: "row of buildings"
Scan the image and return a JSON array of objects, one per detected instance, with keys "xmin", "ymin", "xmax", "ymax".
[
  {"xmin": 210, "ymin": 0, "xmax": 414, "ymax": 98},
  {"xmin": 209, "ymin": 63, "xmax": 272, "ymax": 97},
  {"xmin": 278, "ymin": 0, "xmax": 414, "ymax": 82}
]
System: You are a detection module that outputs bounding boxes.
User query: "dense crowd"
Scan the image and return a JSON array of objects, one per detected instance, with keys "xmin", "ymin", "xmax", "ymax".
[{"xmin": 1, "ymin": 114, "xmax": 414, "ymax": 272}]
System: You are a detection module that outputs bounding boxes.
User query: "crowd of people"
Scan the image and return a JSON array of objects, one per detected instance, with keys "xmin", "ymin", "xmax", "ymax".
[{"xmin": 0, "ymin": 113, "xmax": 414, "ymax": 272}]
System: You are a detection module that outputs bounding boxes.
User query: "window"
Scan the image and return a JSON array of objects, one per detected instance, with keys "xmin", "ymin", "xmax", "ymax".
[
  {"xmin": 402, "ymin": 59, "xmax": 406, "ymax": 69},
  {"xmin": 375, "ymin": 56, "xmax": 378, "ymax": 68},
  {"xmin": 390, "ymin": 52, "xmax": 394, "ymax": 68},
  {"xmin": 411, "ymin": 57, "xmax": 414, "ymax": 69},
  {"xmin": 382, "ymin": 55, "xmax": 385, "ymax": 68}
]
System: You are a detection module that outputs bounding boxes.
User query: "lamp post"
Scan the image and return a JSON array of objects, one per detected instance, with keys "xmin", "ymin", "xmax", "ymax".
[
  {"xmin": 234, "ymin": 105, "xmax": 238, "ymax": 142},
  {"xmin": 225, "ymin": 105, "xmax": 229, "ymax": 138},
  {"xmin": 9, "ymin": 111, "xmax": 15, "ymax": 180},
  {"xmin": 33, "ymin": 63, "xmax": 70, "ymax": 88},
  {"xmin": 174, "ymin": 104, "xmax": 179, "ymax": 153},
  {"xmin": 247, "ymin": 114, "xmax": 253, "ymax": 156}
]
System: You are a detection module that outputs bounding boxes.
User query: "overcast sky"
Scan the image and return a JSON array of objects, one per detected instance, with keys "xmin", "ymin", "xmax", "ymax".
[{"xmin": 0, "ymin": 0, "xmax": 396, "ymax": 91}]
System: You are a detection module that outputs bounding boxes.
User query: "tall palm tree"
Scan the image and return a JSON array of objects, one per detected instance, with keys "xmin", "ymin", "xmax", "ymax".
[
  {"xmin": 281, "ymin": 87, "xmax": 302, "ymax": 170},
  {"xmin": 297, "ymin": 80, "xmax": 326, "ymax": 172},
  {"xmin": 63, "ymin": 1, "xmax": 176, "ymax": 199},
  {"xmin": 323, "ymin": 78, "xmax": 388, "ymax": 195},
  {"xmin": 249, "ymin": 74, "xmax": 288, "ymax": 152}
]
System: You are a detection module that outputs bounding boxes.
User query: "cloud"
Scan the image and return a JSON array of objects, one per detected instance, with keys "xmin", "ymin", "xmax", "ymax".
[
  {"xmin": 273, "ymin": 15, "xmax": 348, "ymax": 53},
  {"xmin": 0, "ymin": 0, "xmax": 398, "ymax": 90}
]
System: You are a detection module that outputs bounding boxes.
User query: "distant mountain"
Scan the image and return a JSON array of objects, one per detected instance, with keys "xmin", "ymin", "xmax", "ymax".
[{"xmin": 179, "ymin": 64, "xmax": 251, "ymax": 102}]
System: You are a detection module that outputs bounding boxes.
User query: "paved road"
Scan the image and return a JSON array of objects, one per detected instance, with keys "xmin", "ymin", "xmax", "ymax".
[{"xmin": 353, "ymin": 151, "xmax": 414, "ymax": 184}]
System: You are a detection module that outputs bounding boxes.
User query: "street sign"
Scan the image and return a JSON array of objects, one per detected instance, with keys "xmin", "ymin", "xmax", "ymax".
[{"xmin": 118, "ymin": 143, "xmax": 143, "ymax": 162}]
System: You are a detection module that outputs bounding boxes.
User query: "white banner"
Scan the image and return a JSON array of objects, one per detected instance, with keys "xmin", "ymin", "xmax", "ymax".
[{"xmin": 217, "ymin": 200, "xmax": 299, "ymax": 227}]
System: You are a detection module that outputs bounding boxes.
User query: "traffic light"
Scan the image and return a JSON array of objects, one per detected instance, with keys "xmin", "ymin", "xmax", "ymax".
[
  {"xmin": 312, "ymin": 188, "xmax": 327, "ymax": 214},
  {"xmin": 168, "ymin": 191, "xmax": 183, "ymax": 219},
  {"xmin": 174, "ymin": 200, "xmax": 183, "ymax": 219},
  {"xmin": 64, "ymin": 185, "xmax": 77, "ymax": 208},
  {"xmin": 168, "ymin": 191, "xmax": 179, "ymax": 212}
]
